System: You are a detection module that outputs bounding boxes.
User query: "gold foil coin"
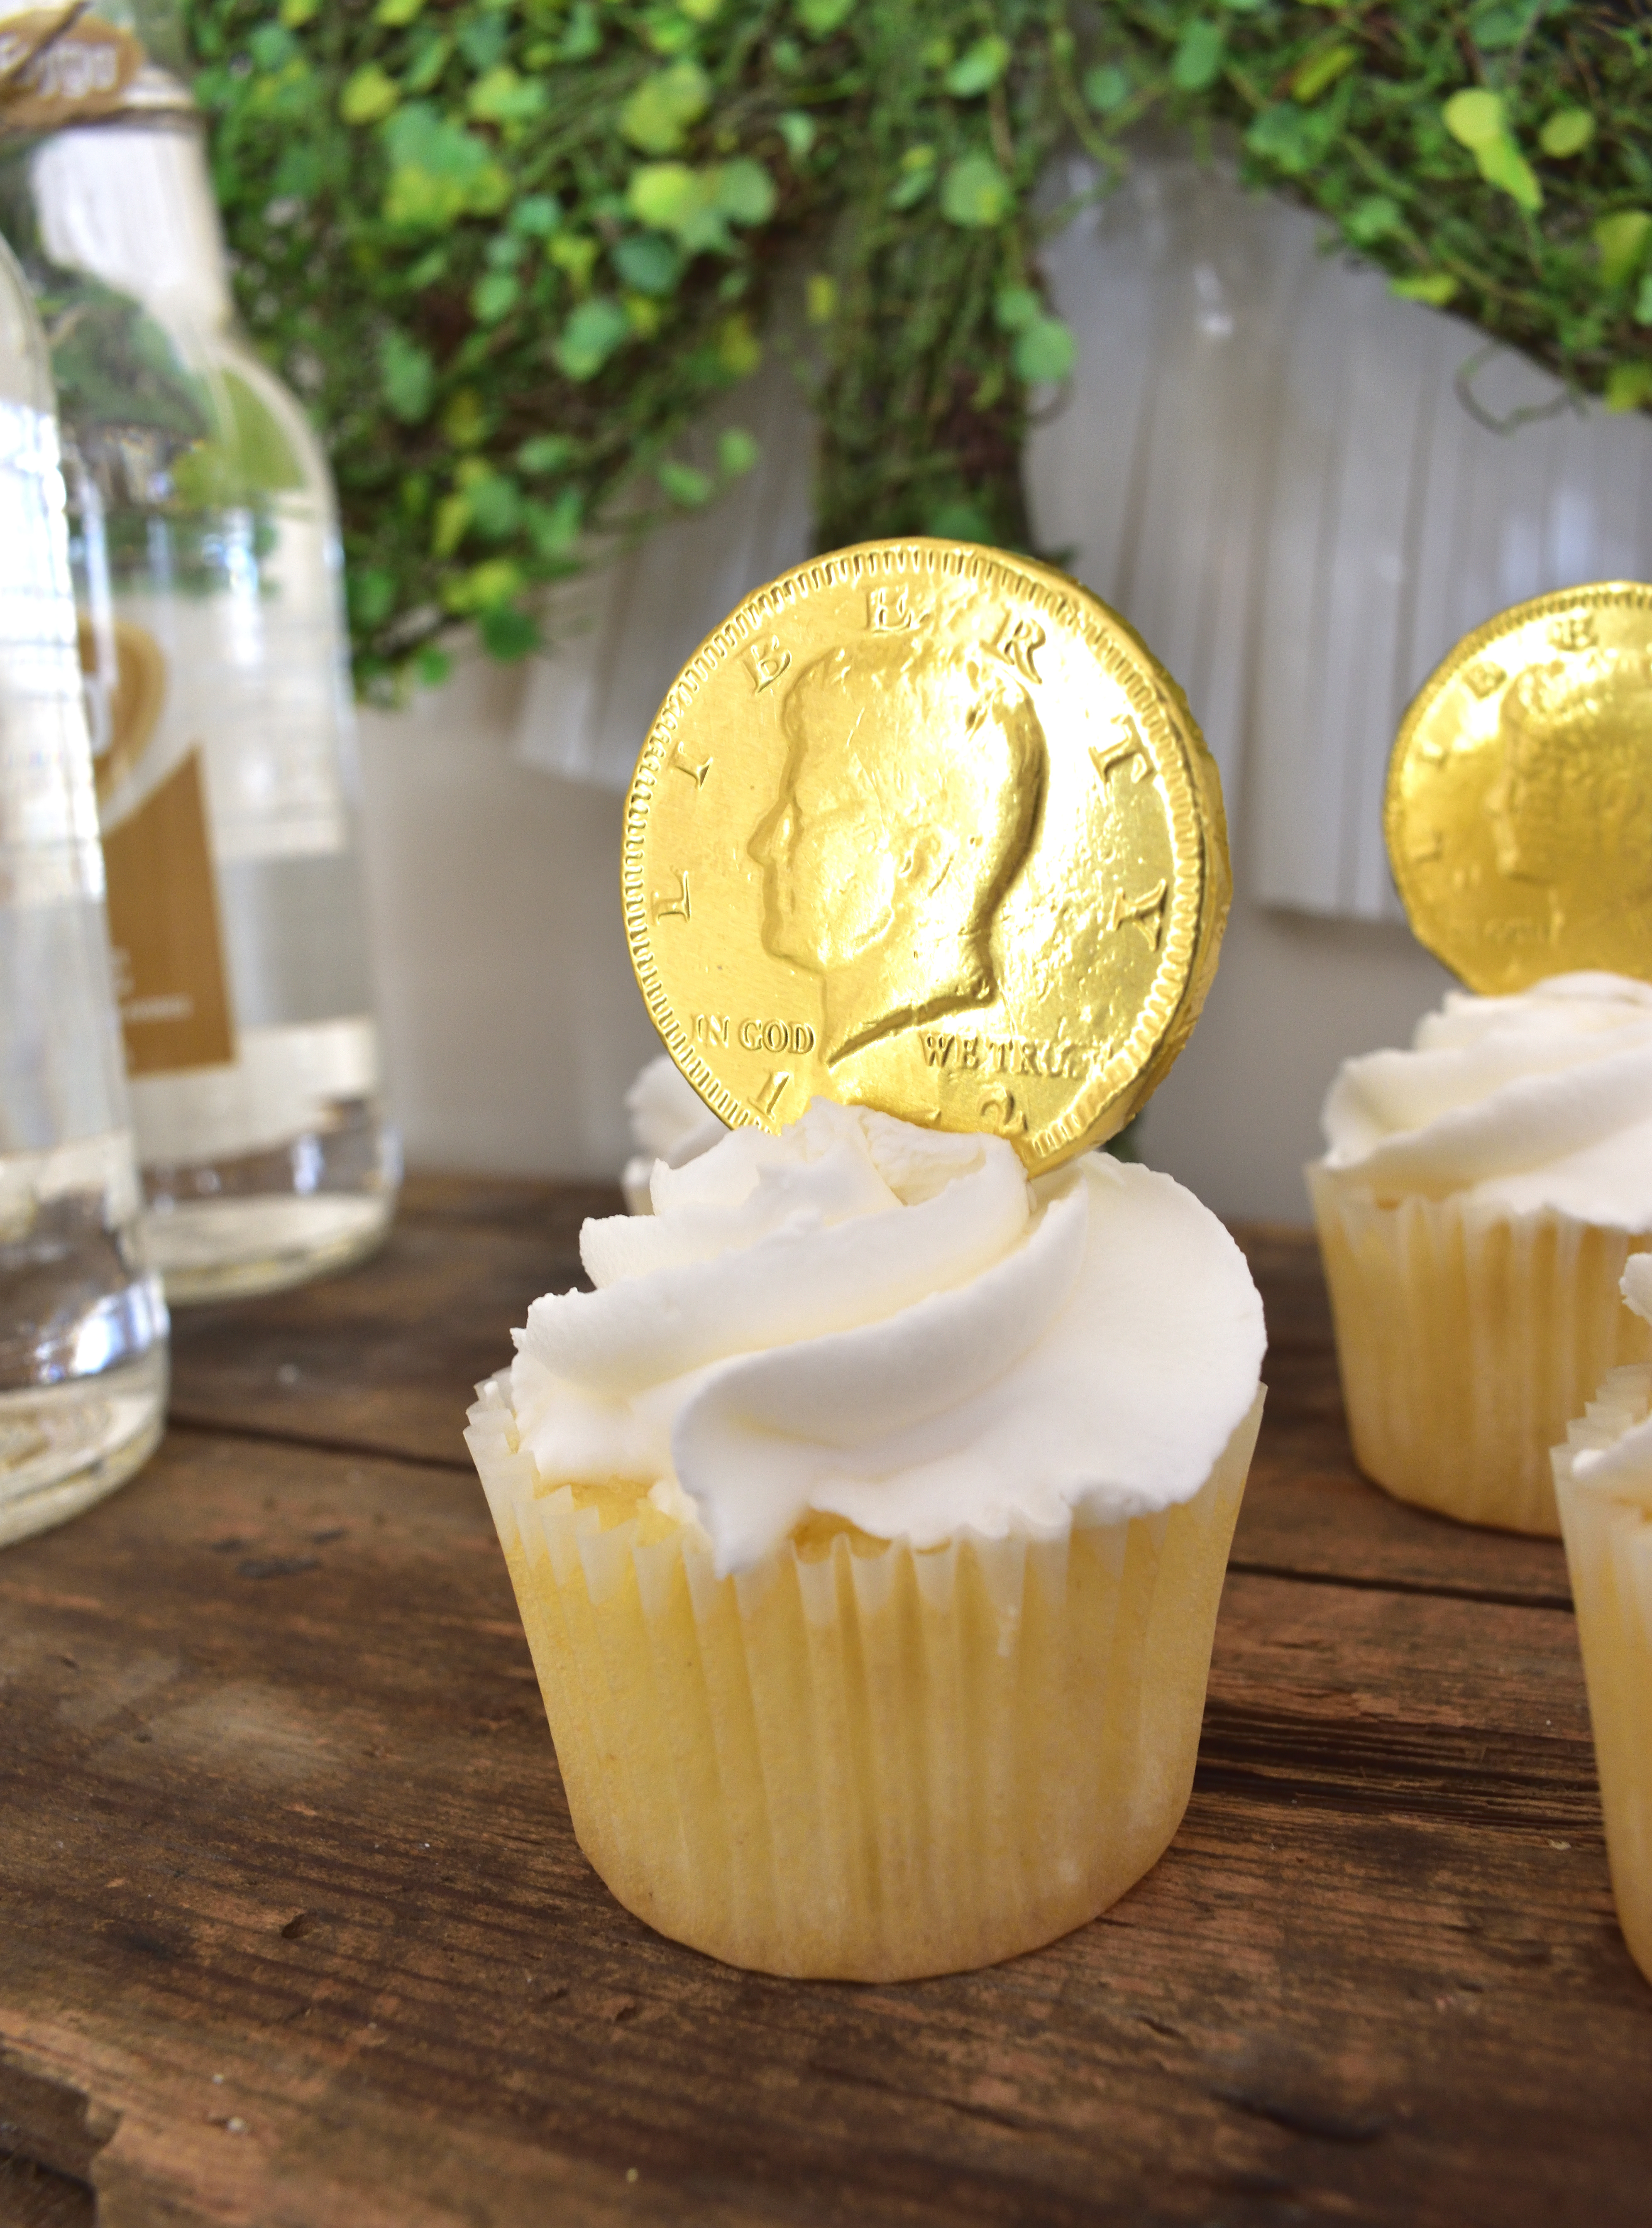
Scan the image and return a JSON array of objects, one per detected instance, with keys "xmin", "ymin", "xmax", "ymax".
[
  {"xmin": 1386, "ymin": 582, "xmax": 1652, "ymax": 995},
  {"xmin": 623, "ymin": 539, "xmax": 1230, "ymax": 1173}
]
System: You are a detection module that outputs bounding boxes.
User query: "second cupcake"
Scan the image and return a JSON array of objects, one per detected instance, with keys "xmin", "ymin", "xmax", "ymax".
[{"xmin": 1310, "ymin": 971, "xmax": 1652, "ymax": 1535}]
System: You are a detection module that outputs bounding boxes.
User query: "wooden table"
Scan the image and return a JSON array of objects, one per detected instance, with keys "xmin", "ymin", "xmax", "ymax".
[{"xmin": 2, "ymin": 1177, "xmax": 1647, "ymax": 2228}]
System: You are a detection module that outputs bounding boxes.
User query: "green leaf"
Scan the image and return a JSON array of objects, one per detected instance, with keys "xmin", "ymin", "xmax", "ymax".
[
  {"xmin": 660, "ymin": 460, "xmax": 714, "ymax": 507},
  {"xmin": 525, "ymin": 487, "xmax": 583, "ymax": 556},
  {"xmin": 511, "ymin": 195, "xmax": 562, "ymax": 239},
  {"xmin": 1390, "ymin": 271, "xmax": 1459, "ymax": 306},
  {"xmin": 381, "ymin": 104, "xmax": 507, "ymax": 230},
  {"xmin": 1477, "ymin": 135, "xmax": 1542, "ymax": 213},
  {"xmin": 1469, "ymin": 2, "xmax": 1532, "ymax": 52},
  {"xmin": 945, "ymin": 35, "xmax": 1010, "ymax": 99},
  {"xmin": 464, "ymin": 472, "xmax": 522, "ymax": 538},
  {"xmin": 281, "ymin": 0, "xmax": 320, "ymax": 24},
  {"xmin": 1170, "ymin": 20, "xmax": 1226, "ymax": 95},
  {"xmin": 718, "ymin": 313, "xmax": 762, "ymax": 376},
  {"xmin": 472, "ymin": 271, "xmax": 520, "ymax": 324},
  {"xmin": 994, "ymin": 285, "xmax": 1040, "ymax": 331},
  {"xmin": 1082, "ymin": 65, "xmax": 1130, "ymax": 116},
  {"xmin": 925, "ymin": 497, "xmax": 991, "ymax": 541},
  {"xmin": 779, "ymin": 111, "xmax": 816, "ymax": 161},
  {"xmin": 414, "ymin": 644, "xmax": 451, "ymax": 689},
  {"xmin": 441, "ymin": 388, "xmax": 489, "ymax": 447},
  {"xmin": 456, "ymin": 17, "xmax": 507, "ymax": 73},
  {"xmin": 806, "ymin": 272, "xmax": 837, "ymax": 323},
  {"xmin": 1595, "ymin": 212, "xmax": 1652, "ymax": 289},
  {"xmin": 403, "ymin": 34, "xmax": 451, "ymax": 95},
  {"xmin": 797, "ymin": 0, "xmax": 855, "ymax": 37},
  {"xmin": 340, "ymin": 64, "xmax": 399, "ymax": 127},
  {"xmin": 715, "ymin": 159, "xmax": 777, "ymax": 226},
  {"xmin": 940, "ymin": 152, "xmax": 1012, "ymax": 229},
  {"xmin": 1605, "ymin": 360, "xmax": 1652, "ymax": 413},
  {"xmin": 1540, "ymin": 108, "xmax": 1596, "ymax": 159},
  {"xmin": 1345, "ymin": 194, "xmax": 1402, "ymax": 246},
  {"xmin": 375, "ymin": 0, "xmax": 424, "ymax": 22},
  {"xmin": 555, "ymin": 296, "xmax": 630, "ymax": 382},
  {"xmin": 718, "ymin": 426, "xmax": 759, "ymax": 477},
  {"xmin": 1292, "ymin": 42, "xmax": 1357, "ymax": 104},
  {"xmin": 1442, "ymin": 90, "xmax": 1505, "ymax": 153},
  {"xmin": 560, "ymin": 3, "xmax": 601, "ymax": 60},
  {"xmin": 1245, "ymin": 102, "xmax": 1339, "ymax": 176},
  {"xmin": 888, "ymin": 161, "xmax": 936, "ymax": 211},
  {"xmin": 518, "ymin": 435, "xmax": 573, "ymax": 476},
  {"xmin": 468, "ymin": 66, "xmax": 547, "ymax": 125},
  {"xmin": 349, "ymin": 567, "xmax": 395, "ymax": 627},
  {"xmin": 548, "ymin": 232, "xmax": 600, "ymax": 288},
  {"xmin": 1012, "ymin": 315, "xmax": 1076, "ymax": 384},
  {"xmin": 613, "ymin": 231, "xmax": 683, "ymax": 296},
  {"xmin": 620, "ymin": 61, "xmax": 712, "ymax": 155},
  {"xmin": 433, "ymin": 490, "xmax": 471, "ymax": 556},
  {"xmin": 1637, "ymin": 273, "xmax": 1652, "ymax": 328},
  {"xmin": 379, "ymin": 330, "xmax": 434, "ymax": 423},
  {"xmin": 249, "ymin": 24, "xmax": 294, "ymax": 71},
  {"xmin": 626, "ymin": 163, "xmax": 728, "ymax": 249},
  {"xmin": 481, "ymin": 604, "xmax": 541, "ymax": 660},
  {"xmin": 681, "ymin": 0, "xmax": 724, "ymax": 21}
]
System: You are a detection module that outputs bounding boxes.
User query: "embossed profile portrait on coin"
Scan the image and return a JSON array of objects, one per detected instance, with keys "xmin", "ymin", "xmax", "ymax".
[
  {"xmin": 1487, "ymin": 652, "xmax": 1652, "ymax": 914},
  {"xmin": 747, "ymin": 632, "xmax": 1047, "ymax": 1064}
]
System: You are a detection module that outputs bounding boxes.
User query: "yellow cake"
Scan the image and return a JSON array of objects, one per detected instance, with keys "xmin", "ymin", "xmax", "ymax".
[
  {"xmin": 468, "ymin": 1101, "xmax": 1266, "ymax": 1979},
  {"xmin": 1310, "ymin": 974, "xmax": 1652, "ymax": 1534}
]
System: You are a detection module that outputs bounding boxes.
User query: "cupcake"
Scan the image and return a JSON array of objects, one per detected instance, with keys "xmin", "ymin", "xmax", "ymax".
[
  {"xmin": 468, "ymin": 1099, "xmax": 1265, "ymax": 1980},
  {"xmin": 1310, "ymin": 972, "xmax": 1652, "ymax": 1536},
  {"xmin": 1553, "ymin": 1254, "xmax": 1652, "ymax": 1986},
  {"xmin": 620, "ymin": 1051, "xmax": 725, "ymax": 1213}
]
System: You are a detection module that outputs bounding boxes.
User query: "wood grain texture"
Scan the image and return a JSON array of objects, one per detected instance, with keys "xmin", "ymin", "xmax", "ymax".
[{"xmin": 2, "ymin": 1186, "xmax": 1647, "ymax": 2226}]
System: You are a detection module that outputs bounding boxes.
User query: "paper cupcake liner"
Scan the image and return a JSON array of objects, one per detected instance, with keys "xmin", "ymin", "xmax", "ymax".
[
  {"xmin": 1554, "ymin": 1372, "xmax": 1652, "ymax": 1987},
  {"xmin": 1309, "ymin": 1164, "xmax": 1650, "ymax": 1536},
  {"xmin": 466, "ymin": 1380, "xmax": 1263, "ymax": 1981}
]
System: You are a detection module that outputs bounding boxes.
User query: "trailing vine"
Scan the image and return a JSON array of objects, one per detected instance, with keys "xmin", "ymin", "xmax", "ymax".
[{"xmin": 181, "ymin": 1, "xmax": 1652, "ymax": 696}]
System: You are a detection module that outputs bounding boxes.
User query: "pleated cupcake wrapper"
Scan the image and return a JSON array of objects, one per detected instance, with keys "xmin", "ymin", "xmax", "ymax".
[
  {"xmin": 1554, "ymin": 1370, "xmax": 1652, "ymax": 1988},
  {"xmin": 467, "ymin": 1378, "xmax": 1262, "ymax": 1982},
  {"xmin": 1309, "ymin": 1165, "xmax": 1651, "ymax": 1536}
]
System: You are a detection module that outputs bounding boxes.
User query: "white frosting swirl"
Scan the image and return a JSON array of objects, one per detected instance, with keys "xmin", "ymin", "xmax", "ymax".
[
  {"xmin": 511, "ymin": 1101, "xmax": 1265, "ymax": 1575},
  {"xmin": 1320, "ymin": 973, "xmax": 1652, "ymax": 1226},
  {"xmin": 620, "ymin": 1053, "xmax": 726, "ymax": 1213}
]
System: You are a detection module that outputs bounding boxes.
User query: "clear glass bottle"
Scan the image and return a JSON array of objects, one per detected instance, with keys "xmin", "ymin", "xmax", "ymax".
[
  {"xmin": 0, "ymin": 9, "xmax": 398, "ymax": 1301},
  {"xmin": 0, "ymin": 227, "xmax": 166, "ymax": 1547}
]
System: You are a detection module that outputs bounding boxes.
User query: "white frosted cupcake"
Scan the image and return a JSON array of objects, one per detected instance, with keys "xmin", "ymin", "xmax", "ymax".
[
  {"xmin": 469, "ymin": 1101, "xmax": 1265, "ymax": 1981},
  {"xmin": 1553, "ymin": 1255, "xmax": 1652, "ymax": 1986},
  {"xmin": 1310, "ymin": 973, "xmax": 1652, "ymax": 1535}
]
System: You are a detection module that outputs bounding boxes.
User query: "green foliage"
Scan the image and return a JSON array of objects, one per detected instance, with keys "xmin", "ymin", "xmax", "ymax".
[{"xmin": 181, "ymin": 1, "xmax": 1652, "ymax": 698}]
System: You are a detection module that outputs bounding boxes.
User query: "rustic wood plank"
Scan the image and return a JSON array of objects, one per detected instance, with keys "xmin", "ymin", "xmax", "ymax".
[
  {"xmin": 3, "ymin": 1424, "xmax": 1647, "ymax": 2227},
  {"xmin": 165, "ymin": 1185, "xmax": 1577, "ymax": 1609},
  {"xmin": 163, "ymin": 1175, "xmax": 615, "ymax": 1471}
]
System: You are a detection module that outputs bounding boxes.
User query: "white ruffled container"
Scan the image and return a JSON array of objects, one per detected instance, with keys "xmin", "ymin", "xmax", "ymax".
[
  {"xmin": 467, "ymin": 1376, "xmax": 1263, "ymax": 1981},
  {"xmin": 1553, "ymin": 1264, "xmax": 1652, "ymax": 1985}
]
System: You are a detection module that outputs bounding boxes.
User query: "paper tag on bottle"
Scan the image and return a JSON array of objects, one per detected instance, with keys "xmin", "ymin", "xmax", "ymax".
[
  {"xmin": 0, "ymin": 10, "xmax": 144, "ymax": 134},
  {"xmin": 101, "ymin": 744, "xmax": 235, "ymax": 1077}
]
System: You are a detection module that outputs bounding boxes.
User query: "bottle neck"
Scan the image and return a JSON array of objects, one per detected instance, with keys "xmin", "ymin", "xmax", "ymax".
[{"xmin": 29, "ymin": 117, "xmax": 231, "ymax": 331}]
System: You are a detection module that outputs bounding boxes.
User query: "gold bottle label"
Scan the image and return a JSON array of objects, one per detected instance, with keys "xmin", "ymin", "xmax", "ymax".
[
  {"xmin": 86, "ymin": 614, "xmax": 236, "ymax": 1078},
  {"xmin": 0, "ymin": 11, "xmax": 145, "ymax": 135}
]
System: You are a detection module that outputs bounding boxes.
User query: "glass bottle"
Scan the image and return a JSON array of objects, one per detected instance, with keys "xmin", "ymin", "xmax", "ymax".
[
  {"xmin": 0, "ymin": 6, "xmax": 398, "ymax": 1301},
  {"xmin": 0, "ymin": 226, "xmax": 166, "ymax": 1547}
]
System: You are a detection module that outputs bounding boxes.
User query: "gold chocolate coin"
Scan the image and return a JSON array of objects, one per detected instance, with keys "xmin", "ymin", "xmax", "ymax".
[
  {"xmin": 623, "ymin": 540, "xmax": 1229, "ymax": 1173},
  {"xmin": 1386, "ymin": 582, "xmax": 1652, "ymax": 995}
]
